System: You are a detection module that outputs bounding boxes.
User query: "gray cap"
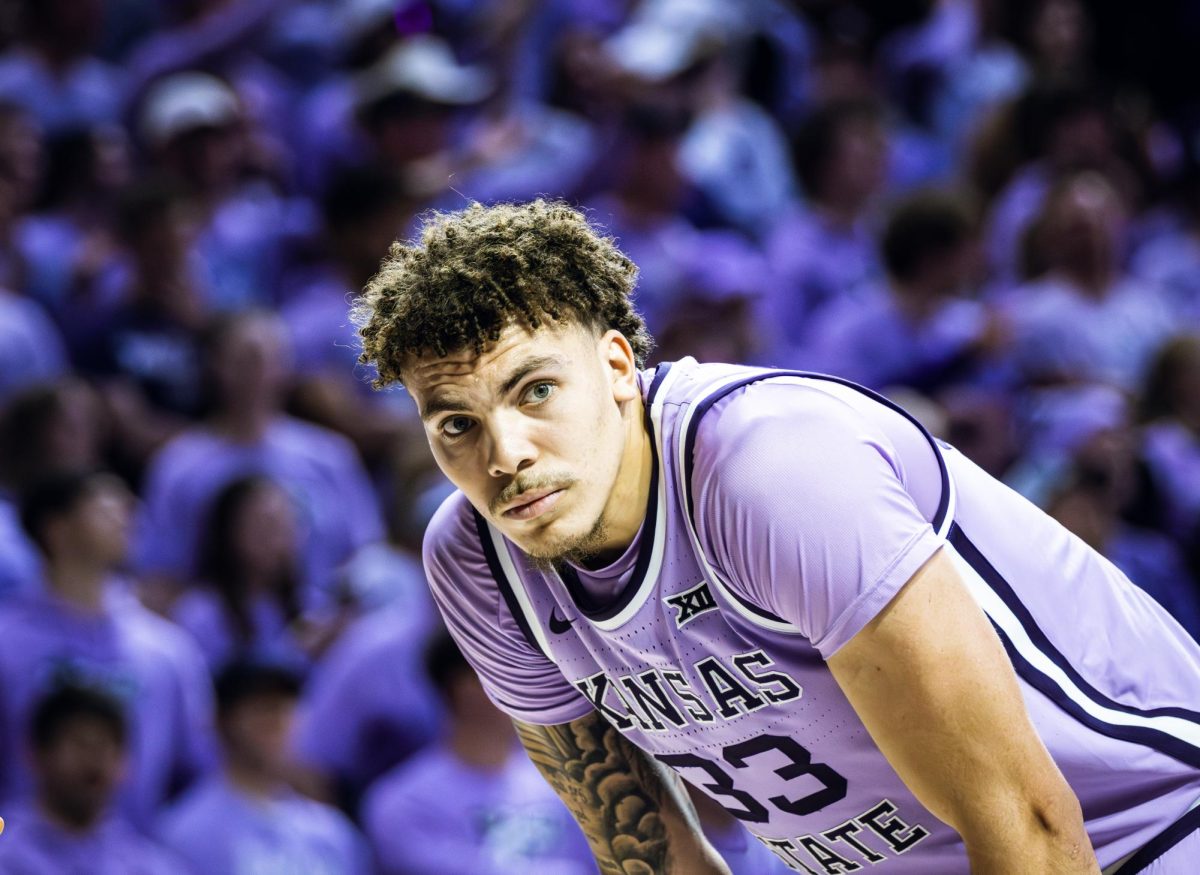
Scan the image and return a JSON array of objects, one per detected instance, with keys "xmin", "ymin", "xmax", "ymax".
[
  {"xmin": 354, "ymin": 35, "xmax": 494, "ymax": 108},
  {"xmin": 139, "ymin": 71, "xmax": 240, "ymax": 147}
]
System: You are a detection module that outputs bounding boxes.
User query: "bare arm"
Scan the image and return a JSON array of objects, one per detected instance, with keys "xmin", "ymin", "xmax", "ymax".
[
  {"xmin": 515, "ymin": 711, "xmax": 732, "ymax": 875},
  {"xmin": 827, "ymin": 547, "xmax": 1100, "ymax": 874}
]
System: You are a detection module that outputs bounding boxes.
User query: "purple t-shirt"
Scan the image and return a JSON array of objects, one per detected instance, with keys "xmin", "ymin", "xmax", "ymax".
[
  {"xmin": 169, "ymin": 588, "xmax": 309, "ymax": 674},
  {"xmin": 157, "ymin": 775, "xmax": 370, "ymax": 875},
  {"xmin": 361, "ymin": 743, "xmax": 596, "ymax": 875},
  {"xmin": 135, "ymin": 417, "xmax": 384, "ymax": 607},
  {"xmin": 291, "ymin": 603, "xmax": 443, "ymax": 794},
  {"xmin": 0, "ymin": 805, "xmax": 186, "ymax": 875},
  {"xmin": 424, "ymin": 358, "xmax": 1200, "ymax": 873},
  {"xmin": 0, "ymin": 585, "xmax": 215, "ymax": 831}
]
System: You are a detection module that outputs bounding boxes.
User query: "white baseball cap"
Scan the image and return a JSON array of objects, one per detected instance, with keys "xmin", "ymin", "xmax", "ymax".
[
  {"xmin": 354, "ymin": 35, "xmax": 493, "ymax": 108},
  {"xmin": 139, "ymin": 71, "xmax": 240, "ymax": 147}
]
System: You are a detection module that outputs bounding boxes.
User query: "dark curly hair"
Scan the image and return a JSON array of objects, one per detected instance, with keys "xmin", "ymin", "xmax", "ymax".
[{"xmin": 352, "ymin": 199, "xmax": 652, "ymax": 387}]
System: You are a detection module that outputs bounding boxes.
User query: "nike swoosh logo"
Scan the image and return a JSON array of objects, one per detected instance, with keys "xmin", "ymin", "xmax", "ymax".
[{"xmin": 548, "ymin": 609, "xmax": 574, "ymax": 634}]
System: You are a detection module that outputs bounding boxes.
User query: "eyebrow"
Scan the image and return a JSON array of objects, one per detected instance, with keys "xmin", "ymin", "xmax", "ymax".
[
  {"xmin": 419, "ymin": 354, "xmax": 565, "ymax": 421},
  {"xmin": 497, "ymin": 354, "xmax": 564, "ymax": 397}
]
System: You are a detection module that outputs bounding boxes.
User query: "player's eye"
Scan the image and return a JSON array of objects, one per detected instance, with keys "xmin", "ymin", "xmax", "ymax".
[
  {"xmin": 440, "ymin": 415, "xmax": 474, "ymax": 437},
  {"xmin": 523, "ymin": 381, "xmax": 556, "ymax": 405}
]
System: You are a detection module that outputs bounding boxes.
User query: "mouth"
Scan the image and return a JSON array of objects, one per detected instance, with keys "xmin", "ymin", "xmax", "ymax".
[{"xmin": 502, "ymin": 487, "xmax": 567, "ymax": 521}]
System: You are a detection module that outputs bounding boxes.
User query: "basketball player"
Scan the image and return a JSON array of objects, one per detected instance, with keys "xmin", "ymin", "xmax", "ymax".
[{"xmin": 352, "ymin": 200, "xmax": 1200, "ymax": 874}]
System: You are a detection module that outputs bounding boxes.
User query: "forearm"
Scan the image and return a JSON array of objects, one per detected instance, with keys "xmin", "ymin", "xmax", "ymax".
[{"xmin": 515, "ymin": 715, "xmax": 731, "ymax": 875}]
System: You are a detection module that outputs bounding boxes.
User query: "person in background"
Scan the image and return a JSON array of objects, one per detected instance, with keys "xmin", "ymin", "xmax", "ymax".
[
  {"xmin": 282, "ymin": 163, "xmax": 419, "ymax": 465},
  {"xmin": 0, "ymin": 380, "xmax": 105, "ymax": 598},
  {"xmin": 1001, "ymin": 170, "xmax": 1174, "ymax": 393},
  {"xmin": 1138, "ymin": 334, "xmax": 1200, "ymax": 555},
  {"xmin": 0, "ymin": 684, "xmax": 186, "ymax": 875},
  {"xmin": 0, "ymin": 0, "xmax": 125, "ymax": 135},
  {"xmin": 361, "ymin": 631, "xmax": 594, "ymax": 875},
  {"xmin": 157, "ymin": 660, "xmax": 370, "ymax": 875},
  {"xmin": 764, "ymin": 98, "xmax": 889, "ymax": 360},
  {"xmin": 137, "ymin": 70, "xmax": 311, "ymax": 313},
  {"xmin": 291, "ymin": 437, "xmax": 449, "ymax": 810},
  {"xmin": 134, "ymin": 309, "xmax": 384, "ymax": 610},
  {"xmin": 13, "ymin": 123, "xmax": 130, "ymax": 318},
  {"xmin": 170, "ymin": 475, "xmax": 314, "ymax": 674},
  {"xmin": 1046, "ymin": 425, "xmax": 1200, "ymax": 642},
  {"xmin": 0, "ymin": 470, "xmax": 215, "ymax": 831},
  {"xmin": 808, "ymin": 189, "xmax": 1007, "ymax": 393}
]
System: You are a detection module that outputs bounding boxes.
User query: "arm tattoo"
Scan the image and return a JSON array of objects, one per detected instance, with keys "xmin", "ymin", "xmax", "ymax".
[{"xmin": 516, "ymin": 712, "xmax": 698, "ymax": 875}]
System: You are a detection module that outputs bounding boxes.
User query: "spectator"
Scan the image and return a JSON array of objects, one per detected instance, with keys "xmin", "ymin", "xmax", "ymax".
[
  {"xmin": 135, "ymin": 310, "xmax": 384, "ymax": 608},
  {"xmin": 0, "ymin": 0, "xmax": 125, "ymax": 134},
  {"xmin": 282, "ymin": 164, "xmax": 419, "ymax": 464},
  {"xmin": 0, "ymin": 684, "xmax": 186, "ymax": 874},
  {"xmin": 361, "ymin": 631, "xmax": 594, "ymax": 875},
  {"xmin": 602, "ymin": 0, "xmax": 797, "ymax": 237},
  {"xmin": 1001, "ymin": 170, "xmax": 1174, "ymax": 392},
  {"xmin": 1047, "ymin": 429, "xmax": 1200, "ymax": 642},
  {"xmin": 764, "ymin": 98, "xmax": 889, "ymax": 359},
  {"xmin": 1139, "ymin": 334, "xmax": 1200, "ymax": 547},
  {"xmin": 351, "ymin": 35, "xmax": 493, "ymax": 202},
  {"xmin": 158, "ymin": 661, "xmax": 370, "ymax": 875},
  {"xmin": 79, "ymin": 179, "xmax": 209, "ymax": 420},
  {"xmin": 1131, "ymin": 166, "xmax": 1200, "ymax": 320},
  {"xmin": 291, "ymin": 603, "xmax": 443, "ymax": 813},
  {"xmin": 0, "ymin": 470, "xmax": 215, "ymax": 830},
  {"xmin": 137, "ymin": 70, "xmax": 313, "ymax": 312},
  {"xmin": 0, "ymin": 288, "xmax": 67, "ymax": 404},
  {"xmin": 170, "ymin": 476, "xmax": 313, "ymax": 674},
  {"xmin": 808, "ymin": 189, "xmax": 1006, "ymax": 393},
  {"xmin": 0, "ymin": 380, "xmax": 105, "ymax": 598},
  {"xmin": 982, "ymin": 83, "xmax": 1131, "ymax": 279},
  {"xmin": 13, "ymin": 123, "xmax": 129, "ymax": 317}
]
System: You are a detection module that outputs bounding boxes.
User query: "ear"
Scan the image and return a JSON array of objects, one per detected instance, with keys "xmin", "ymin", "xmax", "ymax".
[{"xmin": 598, "ymin": 329, "xmax": 640, "ymax": 403}]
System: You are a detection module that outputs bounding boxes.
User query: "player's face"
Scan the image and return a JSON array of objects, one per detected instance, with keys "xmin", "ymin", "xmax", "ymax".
[{"xmin": 406, "ymin": 321, "xmax": 644, "ymax": 564}]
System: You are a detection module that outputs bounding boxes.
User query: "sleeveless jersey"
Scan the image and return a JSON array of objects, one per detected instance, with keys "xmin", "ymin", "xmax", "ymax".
[{"xmin": 423, "ymin": 358, "xmax": 1200, "ymax": 873}]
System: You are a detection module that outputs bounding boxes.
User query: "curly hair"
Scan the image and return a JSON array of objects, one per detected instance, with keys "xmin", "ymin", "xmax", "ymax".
[{"xmin": 352, "ymin": 199, "xmax": 652, "ymax": 387}]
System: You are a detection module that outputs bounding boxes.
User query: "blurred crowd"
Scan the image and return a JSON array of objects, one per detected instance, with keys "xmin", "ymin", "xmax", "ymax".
[{"xmin": 0, "ymin": 0, "xmax": 1198, "ymax": 872}]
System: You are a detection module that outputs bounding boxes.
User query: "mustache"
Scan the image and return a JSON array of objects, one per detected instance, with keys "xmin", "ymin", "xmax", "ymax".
[{"xmin": 490, "ymin": 473, "xmax": 576, "ymax": 515}]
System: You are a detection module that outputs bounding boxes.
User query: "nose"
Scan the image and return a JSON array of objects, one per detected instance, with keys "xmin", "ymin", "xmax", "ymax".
[{"xmin": 485, "ymin": 411, "xmax": 538, "ymax": 479}]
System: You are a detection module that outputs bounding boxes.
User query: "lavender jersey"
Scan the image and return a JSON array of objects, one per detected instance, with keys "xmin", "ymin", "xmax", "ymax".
[{"xmin": 424, "ymin": 358, "xmax": 1200, "ymax": 874}]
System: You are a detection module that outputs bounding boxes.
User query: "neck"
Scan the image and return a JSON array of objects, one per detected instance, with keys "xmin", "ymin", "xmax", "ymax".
[
  {"xmin": 38, "ymin": 798, "xmax": 102, "ymax": 835},
  {"xmin": 594, "ymin": 395, "xmax": 654, "ymax": 564},
  {"xmin": 1062, "ymin": 263, "xmax": 1114, "ymax": 297},
  {"xmin": 818, "ymin": 197, "xmax": 864, "ymax": 231},
  {"xmin": 211, "ymin": 406, "xmax": 274, "ymax": 442},
  {"xmin": 448, "ymin": 719, "xmax": 513, "ymax": 771},
  {"xmin": 47, "ymin": 561, "xmax": 108, "ymax": 612},
  {"xmin": 224, "ymin": 760, "xmax": 281, "ymax": 799}
]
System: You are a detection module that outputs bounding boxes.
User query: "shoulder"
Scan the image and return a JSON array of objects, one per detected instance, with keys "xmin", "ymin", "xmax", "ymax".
[
  {"xmin": 158, "ymin": 777, "xmax": 226, "ymax": 837},
  {"xmin": 422, "ymin": 490, "xmax": 486, "ymax": 570},
  {"xmin": 271, "ymin": 416, "xmax": 358, "ymax": 459},
  {"xmin": 144, "ymin": 428, "xmax": 222, "ymax": 482},
  {"xmin": 279, "ymin": 791, "xmax": 362, "ymax": 843},
  {"xmin": 363, "ymin": 746, "xmax": 455, "ymax": 820},
  {"xmin": 691, "ymin": 376, "xmax": 880, "ymax": 482},
  {"xmin": 116, "ymin": 590, "xmax": 209, "ymax": 671}
]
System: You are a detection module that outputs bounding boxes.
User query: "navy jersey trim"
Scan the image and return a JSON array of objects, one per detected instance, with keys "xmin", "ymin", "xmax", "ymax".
[
  {"xmin": 558, "ymin": 365, "xmax": 669, "ymax": 621},
  {"xmin": 680, "ymin": 370, "xmax": 953, "ymax": 627},
  {"xmin": 951, "ymin": 523, "xmax": 1200, "ymax": 769},
  {"xmin": 1115, "ymin": 804, "xmax": 1200, "ymax": 874},
  {"xmin": 472, "ymin": 508, "xmax": 548, "ymax": 657}
]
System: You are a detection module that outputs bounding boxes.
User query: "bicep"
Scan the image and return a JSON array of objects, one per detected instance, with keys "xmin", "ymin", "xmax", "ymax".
[{"xmin": 826, "ymin": 547, "xmax": 1084, "ymax": 840}]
